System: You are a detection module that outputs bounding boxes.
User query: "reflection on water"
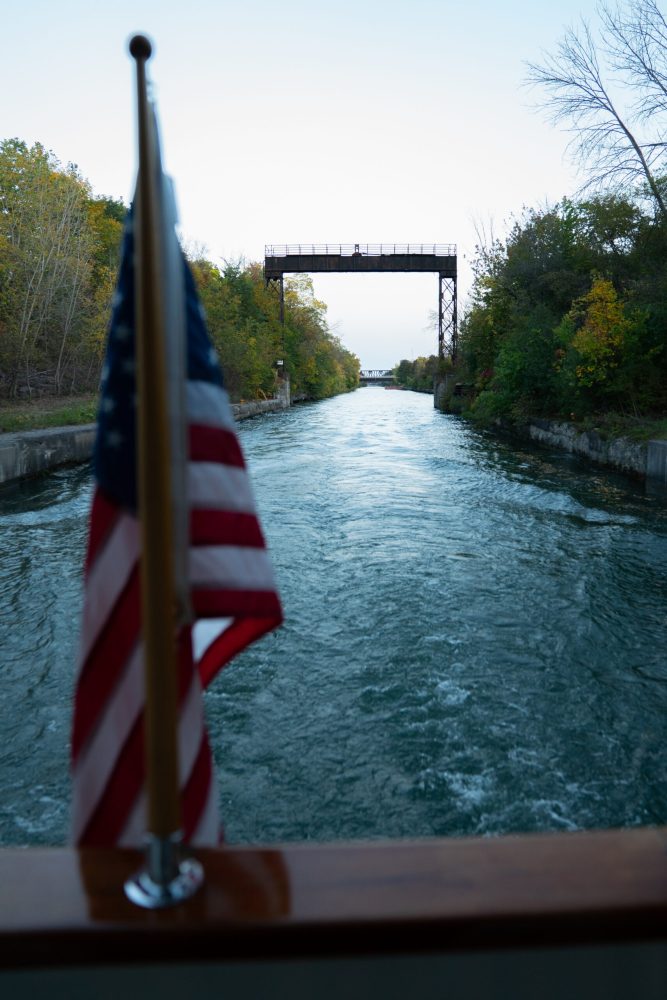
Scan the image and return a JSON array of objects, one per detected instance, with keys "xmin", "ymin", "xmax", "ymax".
[{"xmin": 1, "ymin": 391, "xmax": 666, "ymax": 845}]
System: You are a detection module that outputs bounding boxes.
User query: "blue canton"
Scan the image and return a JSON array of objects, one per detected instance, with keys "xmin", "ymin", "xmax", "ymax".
[{"xmin": 94, "ymin": 208, "xmax": 224, "ymax": 511}]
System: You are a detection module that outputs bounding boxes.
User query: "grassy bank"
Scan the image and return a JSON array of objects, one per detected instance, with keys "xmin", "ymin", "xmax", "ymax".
[
  {"xmin": 0, "ymin": 395, "xmax": 97, "ymax": 433},
  {"xmin": 440, "ymin": 387, "xmax": 667, "ymax": 444},
  {"xmin": 570, "ymin": 413, "xmax": 667, "ymax": 443}
]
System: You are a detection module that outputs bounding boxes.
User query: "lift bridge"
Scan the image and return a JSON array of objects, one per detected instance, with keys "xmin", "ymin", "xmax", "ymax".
[{"xmin": 264, "ymin": 244, "xmax": 457, "ymax": 362}]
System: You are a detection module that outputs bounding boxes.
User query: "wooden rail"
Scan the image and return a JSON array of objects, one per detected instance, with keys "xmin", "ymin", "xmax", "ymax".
[{"xmin": 1, "ymin": 827, "xmax": 666, "ymax": 968}]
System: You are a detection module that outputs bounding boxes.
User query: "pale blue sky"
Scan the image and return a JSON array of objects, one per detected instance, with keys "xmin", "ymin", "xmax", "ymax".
[{"xmin": 2, "ymin": 0, "xmax": 605, "ymax": 367}]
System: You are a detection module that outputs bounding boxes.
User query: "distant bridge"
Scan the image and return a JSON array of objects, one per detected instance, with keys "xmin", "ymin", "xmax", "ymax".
[{"xmin": 359, "ymin": 369, "xmax": 395, "ymax": 385}]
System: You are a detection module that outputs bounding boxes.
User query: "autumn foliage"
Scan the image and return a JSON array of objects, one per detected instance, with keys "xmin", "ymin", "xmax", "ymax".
[
  {"xmin": 0, "ymin": 139, "xmax": 359, "ymax": 404},
  {"xmin": 458, "ymin": 196, "xmax": 667, "ymax": 422}
]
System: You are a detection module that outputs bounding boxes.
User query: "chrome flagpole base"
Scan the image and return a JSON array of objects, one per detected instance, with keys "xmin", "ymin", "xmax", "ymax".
[{"xmin": 124, "ymin": 832, "xmax": 204, "ymax": 909}]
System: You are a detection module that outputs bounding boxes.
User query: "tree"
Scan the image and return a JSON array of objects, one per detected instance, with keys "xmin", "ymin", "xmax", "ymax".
[
  {"xmin": 458, "ymin": 191, "xmax": 667, "ymax": 421},
  {"xmin": 526, "ymin": 1, "xmax": 667, "ymax": 217},
  {"xmin": 0, "ymin": 140, "xmax": 100, "ymax": 395},
  {"xmin": 601, "ymin": 0, "xmax": 667, "ymax": 123},
  {"xmin": 188, "ymin": 256, "xmax": 358, "ymax": 403},
  {"xmin": 395, "ymin": 359, "xmax": 413, "ymax": 385}
]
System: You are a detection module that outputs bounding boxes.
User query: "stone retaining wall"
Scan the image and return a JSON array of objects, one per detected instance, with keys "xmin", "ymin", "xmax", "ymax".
[
  {"xmin": 647, "ymin": 439, "xmax": 667, "ymax": 485},
  {"xmin": 524, "ymin": 418, "xmax": 647, "ymax": 478},
  {"xmin": 0, "ymin": 425, "xmax": 97, "ymax": 485},
  {"xmin": 230, "ymin": 397, "xmax": 289, "ymax": 421},
  {"xmin": 0, "ymin": 392, "xmax": 290, "ymax": 487},
  {"xmin": 504, "ymin": 417, "xmax": 667, "ymax": 487}
]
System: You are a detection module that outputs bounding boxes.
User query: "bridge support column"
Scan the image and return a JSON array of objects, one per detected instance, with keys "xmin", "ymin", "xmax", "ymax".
[
  {"xmin": 275, "ymin": 368, "xmax": 290, "ymax": 408},
  {"xmin": 438, "ymin": 274, "xmax": 457, "ymax": 364},
  {"xmin": 434, "ymin": 373, "xmax": 456, "ymax": 409},
  {"xmin": 265, "ymin": 276, "xmax": 285, "ymax": 326}
]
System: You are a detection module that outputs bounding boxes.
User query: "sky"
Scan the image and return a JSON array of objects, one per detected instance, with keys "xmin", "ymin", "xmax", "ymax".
[{"xmin": 2, "ymin": 0, "xmax": 606, "ymax": 368}]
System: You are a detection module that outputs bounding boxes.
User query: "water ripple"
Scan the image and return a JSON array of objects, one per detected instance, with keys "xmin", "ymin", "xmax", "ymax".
[{"xmin": 2, "ymin": 391, "xmax": 667, "ymax": 845}]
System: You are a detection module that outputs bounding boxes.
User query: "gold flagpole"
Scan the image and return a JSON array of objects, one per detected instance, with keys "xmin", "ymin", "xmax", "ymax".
[{"xmin": 125, "ymin": 34, "xmax": 203, "ymax": 908}]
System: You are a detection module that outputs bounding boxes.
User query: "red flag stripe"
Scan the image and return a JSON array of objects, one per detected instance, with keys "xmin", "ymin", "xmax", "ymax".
[
  {"xmin": 84, "ymin": 490, "xmax": 122, "ymax": 573},
  {"xmin": 190, "ymin": 509, "xmax": 266, "ymax": 547},
  {"xmin": 197, "ymin": 615, "xmax": 281, "ymax": 688},
  {"xmin": 71, "ymin": 645, "xmax": 144, "ymax": 834},
  {"xmin": 182, "ymin": 732, "xmax": 214, "ymax": 842},
  {"xmin": 192, "ymin": 588, "xmax": 283, "ymax": 618},
  {"xmin": 77, "ymin": 632, "xmax": 204, "ymax": 845},
  {"xmin": 189, "ymin": 423, "xmax": 246, "ymax": 467},
  {"xmin": 72, "ymin": 566, "xmax": 141, "ymax": 758},
  {"xmin": 78, "ymin": 713, "xmax": 145, "ymax": 846},
  {"xmin": 78, "ymin": 510, "xmax": 140, "ymax": 666}
]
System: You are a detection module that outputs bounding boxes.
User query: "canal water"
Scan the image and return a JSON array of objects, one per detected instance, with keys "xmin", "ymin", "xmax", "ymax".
[{"xmin": 1, "ymin": 387, "xmax": 666, "ymax": 845}]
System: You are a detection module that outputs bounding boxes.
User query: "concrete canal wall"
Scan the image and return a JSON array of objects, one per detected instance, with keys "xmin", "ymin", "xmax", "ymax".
[
  {"xmin": 0, "ymin": 391, "xmax": 290, "ymax": 487},
  {"xmin": 647, "ymin": 438, "xmax": 667, "ymax": 485},
  {"xmin": 524, "ymin": 418, "xmax": 647, "ymax": 478},
  {"xmin": 505, "ymin": 417, "xmax": 667, "ymax": 487},
  {"xmin": 0, "ymin": 425, "xmax": 97, "ymax": 485},
  {"xmin": 433, "ymin": 378, "xmax": 667, "ymax": 486}
]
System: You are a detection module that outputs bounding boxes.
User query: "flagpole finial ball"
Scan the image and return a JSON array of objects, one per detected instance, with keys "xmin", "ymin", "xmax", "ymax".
[{"xmin": 129, "ymin": 35, "xmax": 152, "ymax": 61}]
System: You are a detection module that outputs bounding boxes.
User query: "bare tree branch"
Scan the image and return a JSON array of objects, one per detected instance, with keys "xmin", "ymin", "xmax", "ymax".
[
  {"xmin": 600, "ymin": 0, "xmax": 667, "ymax": 127},
  {"xmin": 526, "ymin": 3, "xmax": 667, "ymax": 217}
]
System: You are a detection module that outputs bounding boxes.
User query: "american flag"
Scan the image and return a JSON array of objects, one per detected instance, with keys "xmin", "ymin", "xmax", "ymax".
[{"xmin": 71, "ymin": 206, "xmax": 283, "ymax": 847}]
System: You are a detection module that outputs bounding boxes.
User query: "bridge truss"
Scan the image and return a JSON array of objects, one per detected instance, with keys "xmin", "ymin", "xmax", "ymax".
[
  {"xmin": 264, "ymin": 244, "xmax": 458, "ymax": 362},
  {"xmin": 359, "ymin": 369, "xmax": 395, "ymax": 385}
]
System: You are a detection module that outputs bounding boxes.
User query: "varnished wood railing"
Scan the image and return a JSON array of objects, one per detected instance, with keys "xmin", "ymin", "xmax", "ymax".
[{"xmin": 1, "ymin": 827, "xmax": 666, "ymax": 968}]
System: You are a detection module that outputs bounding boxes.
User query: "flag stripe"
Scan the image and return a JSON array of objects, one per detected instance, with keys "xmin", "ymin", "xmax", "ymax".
[
  {"xmin": 189, "ymin": 545, "xmax": 276, "ymax": 590},
  {"xmin": 84, "ymin": 491, "xmax": 121, "ymax": 573},
  {"xmin": 72, "ymin": 564, "xmax": 141, "ymax": 758},
  {"xmin": 118, "ymin": 792, "xmax": 146, "ymax": 848},
  {"xmin": 71, "ymin": 645, "xmax": 143, "ymax": 841},
  {"xmin": 76, "ymin": 628, "xmax": 204, "ymax": 845},
  {"xmin": 182, "ymin": 734, "xmax": 213, "ymax": 842},
  {"xmin": 78, "ymin": 513, "xmax": 140, "ymax": 666},
  {"xmin": 190, "ymin": 509, "xmax": 266, "ymax": 547},
  {"xmin": 189, "ymin": 424, "xmax": 246, "ymax": 467},
  {"xmin": 79, "ymin": 713, "xmax": 145, "ymax": 846},
  {"xmin": 192, "ymin": 589, "xmax": 282, "ymax": 617},
  {"xmin": 188, "ymin": 462, "xmax": 257, "ymax": 512},
  {"xmin": 189, "ymin": 767, "xmax": 219, "ymax": 845},
  {"xmin": 197, "ymin": 615, "xmax": 281, "ymax": 688},
  {"xmin": 185, "ymin": 380, "xmax": 235, "ymax": 430}
]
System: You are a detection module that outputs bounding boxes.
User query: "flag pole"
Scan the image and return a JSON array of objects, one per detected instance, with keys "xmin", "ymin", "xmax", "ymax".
[{"xmin": 124, "ymin": 34, "xmax": 203, "ymax": 908}]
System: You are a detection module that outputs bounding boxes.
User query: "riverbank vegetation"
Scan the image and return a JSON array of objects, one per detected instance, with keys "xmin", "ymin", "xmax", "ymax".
[
  {"xmin": 455, "ymin": 194, "xmax": 667, "ymax": 431},
  {"xmin": 0, "ymin": 395, "xmax": 98, "ymax": 434},
  {"xmin": 449, "ymin": 0, "xmax": 667, "ymax": 439},
  {"xmin": 393, "ymin": 355, "xmax": 444, "ymax": 393},
  {"xmin": 188, "ymin": 261, "xmax": 359, "ymax": 402},
  {"xmin": 0, "ymin": 138, "xmax": 358, "ymax": 411}
]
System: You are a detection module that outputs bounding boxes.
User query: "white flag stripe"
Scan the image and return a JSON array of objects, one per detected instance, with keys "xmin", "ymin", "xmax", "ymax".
[
  {"xmin": 192, "ymin": 618, "xmax": 234, "ymax": 661},
  {"xmin": 118, "ymin": 660, "xmax": 219, "ymax": 846},
  {"xmin": 118, "ymin": 791, "xmax": 146, "ymax": 848},
  {"xmin": 190, "ymin": 779, "xmax": 219, "ymax": 845},
  {"xmin": 189, "ymin": 545, "xmax": 276, "ymax": 590},
  {"xmin": 78, "ymin": 514, "xmax": 140, "ymax": 668},
  {"xmin": 71, "ymin": 644, "xmax": 143, "ymax": 842},
  {"xmin": 178, "ymin": 671, "xmax": 207, "ymax": 786},
  {"xmin": 186, "ymin": 380, "xmax": 235, "ymax": 430},
  {"xmin": 188, "ymin": 462, "xmax": 256, "ymax": 512}
]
